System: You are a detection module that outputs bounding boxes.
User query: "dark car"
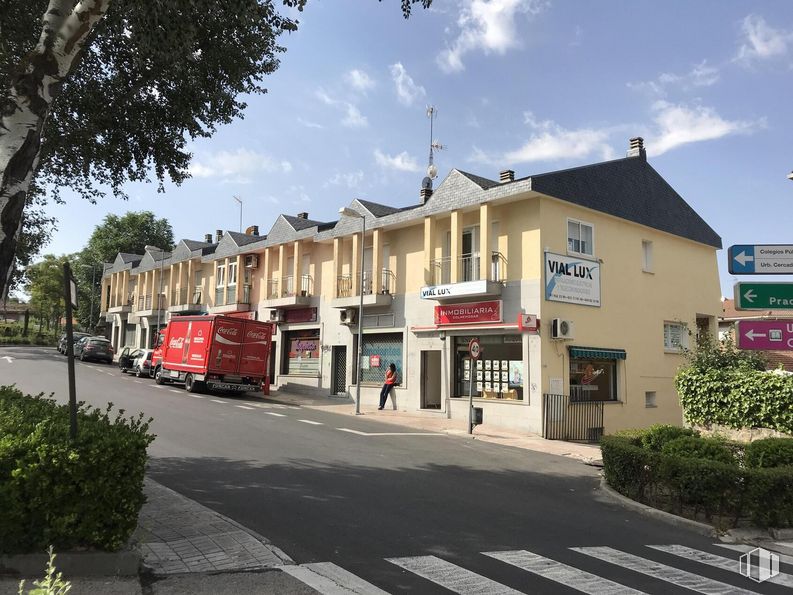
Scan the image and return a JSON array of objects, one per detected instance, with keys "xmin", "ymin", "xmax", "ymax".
[
  {"xmin": 118, "ymin": 347, "xmax": 143, "ymax": 373},
  {"xmin": 75, "ymin": 337, "xmax": 114, "ymax": 363},
  {"xmin": 132, "ymin": 349, "xmax": 154, "ymax": 378},
  {"xmin": 57, "ymin": 332, "xmax": 89, "ymax": 354}
]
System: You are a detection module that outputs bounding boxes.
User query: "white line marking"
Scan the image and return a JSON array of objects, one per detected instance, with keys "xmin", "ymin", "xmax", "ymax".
[
  {"xmin": 572, "ymin": 546, "xmax": 758, "ymax": 595},
  {"xmin": 337, "ymin": 428, "xmax": 444, "ymax": 437},
  {"xmin": 155, "ymin": 385, "xmax": 167, "ymax": 389},
  {"xmin": 210, "ymin": 399, "xmax": 226, "ymax": 404},
  {"xmin": 298, "ymin": 419, "xmax": 323, "ymax": 425},
  {"xmin": 281, "ymin": 562, "xmax": 389, "ymax": 595},
  {"xmin": 187, "ymin": 395, "xmax": 205, "ymax": 399},
  {"xmin": 387, "ymin": 555, "xmax": 521, "ymax": 594},
  {"xmin": 168, "ymin": 389, "xmax": 181, "ymax": 393},
  {"xmin": 236, "ymin": 405, "xmax": 255, "ymax": 410},
  {"xmin": 650, "ymin": 544, "xmax": 793, "ymax": 589},
  {"xmin": 264, "ymin": 412, "xmax": 286, "ymax": 417},
  {"xmin": 714, "ymin": 543, "xmax": 793, "ymax": 567},
  {"xmin": 134, "ymin": 380, "xmax": 143, "ymax": 384},
  {"xmin": 484, "ymin": 550, "xmax": 643, "ymax": 594}
]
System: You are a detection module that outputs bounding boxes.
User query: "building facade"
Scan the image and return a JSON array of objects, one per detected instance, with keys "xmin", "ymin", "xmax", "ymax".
[{"xmin": 100, "ymin": 138, "xmax": 722, "ymax": 436}]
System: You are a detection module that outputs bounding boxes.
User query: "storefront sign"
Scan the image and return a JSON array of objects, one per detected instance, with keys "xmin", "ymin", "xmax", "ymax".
[
  {"xmin": 370, "ymin": 355, "xmax": 381, "ymax": 367},
  {"xmin": 284, "ymin": 307, "xmax": 318, "ymax": 323},
  {"xmin": 544, "ymin": 251, "xmax": 601, "ymax": 307},
  {"xmin": 517, "ymin": 313, "xmax": 538, "ymax": 332},
  {"xmin": 434, "ymin": 300, "xmax": 502, "ymax": 325},
  {"xmin": 420, "ymin": 279, "xmax": 490, "ymax": 300}
]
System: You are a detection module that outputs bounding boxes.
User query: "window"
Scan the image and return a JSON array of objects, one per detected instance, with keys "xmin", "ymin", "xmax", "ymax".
[
  {"xmin": 452, "ymin": 335, "xmax": 523, "ymax": 400},
  {"xmin": 215, "ymin": 264, "xmax": 225, "ymax": 288},
  {"xmin": 283, "ymin": 330, "xmax": 320, "ymax": 376},
  {"xmin": 645, "ymin": 391, "xmax": 657, "ymax": 408},
  {"xmin": 228, "ymin": 262, "xmax": 238, "ymax": 286},
  {"xmin": 567, "ymin": 219, "xmax": 594, "ymax": 256},
  {"xmin": 569, "ymin": 356, "xmax": 618, "ymax": 402},
  {"xmin": 360, "ymin": 333, "xmax": 403, "ymax": 384},
  {"xmin": 664, "ymin": 322, "xmax": 688, "ymax": 351},
  {"xmin": 642, "ymin": 240, "xmax": 654, "ymax": 272}
]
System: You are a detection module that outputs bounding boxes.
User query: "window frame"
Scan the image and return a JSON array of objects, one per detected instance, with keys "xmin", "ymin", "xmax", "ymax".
[
  {"xmin": 227, "ymin": 261, "xmax": 238, "ymax": 287},
  {"xmin": 663, "ymin": 321, "xmax": 689, "ymax": 352},
  {"xmin": 215, "ymin": 263, "xmax": 226, "ymax": 288},
  {"xmin": 566, "ymin": 218, "xmax": 595, "ymax": 257},
  {"xmin": 642, "ymin": 239, "xmax": 654, "ymax": 273},
  {"xmin": 568, "ymin": 356, "xmax": 619, "ymax": 402}
]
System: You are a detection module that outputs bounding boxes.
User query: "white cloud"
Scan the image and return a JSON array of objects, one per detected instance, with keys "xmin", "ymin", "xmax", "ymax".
[
  {"xmin": 437, "ymin": 0, "xmax": 546, "ymax": 73},
  {"xmin": 736, "ymin": 14, "xmax": 792, "ymax": 63},
  {"xmin": 648, "ymin": 101, "xmax": 763, "ymax": 155},
  {"xmin": 374, "ymin": 149, "xmax": 422, "ymax": 172},
  {"xmin": 390, "ymin": 63, "xmax": 426, "ymax": 106},
  {"xmin": 628, "ymin": 61, "xmax": 720, "ymax": 96},
  {"xmin": 189, "ymin": 148, "xmax": 292, "ymax": 179},
  {"xmin": 325, "ymin": 170, "xmax": 365, "ymax": 188},
  {"xmin": 345, "ymin": 69, "xmax": 375, "ymax": 92},
  {"xmin": 315, "ymin": 88, "xmax": 368, "ymax": 128},
  {"xmin": 297, "ymin": 117, "xmax": 324, "ymax": 129}
]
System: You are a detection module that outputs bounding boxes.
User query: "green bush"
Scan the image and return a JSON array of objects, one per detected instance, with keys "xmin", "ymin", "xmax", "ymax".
[
  {"xmin": 0, "ymin": 386, "xmax": 155, "ymax": 554},
  {"xmin": 745, "ymin": 438, "xmax": 793, "ymax": 469},
  {"xmin": 661, "ymin": 435, "xmax": 735, "ymax": 465},
  {"xmin": 638, "ymin": 424, "xmax": 698, "ymax": 451}
]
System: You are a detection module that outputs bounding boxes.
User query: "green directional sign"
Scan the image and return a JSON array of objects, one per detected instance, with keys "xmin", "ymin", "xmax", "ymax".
[{"xmin": 734, "ymin": 282, "xmax": 793, "ymax": 310}]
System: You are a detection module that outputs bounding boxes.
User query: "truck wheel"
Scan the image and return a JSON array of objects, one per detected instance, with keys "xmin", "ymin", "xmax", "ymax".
[
  {"xmin": 155, "ymin": 367, "xmax": 166, "ymax": 385},
  {"xmin": 185, "ymin": 374, "xmax": 198, "ymax": 393}
]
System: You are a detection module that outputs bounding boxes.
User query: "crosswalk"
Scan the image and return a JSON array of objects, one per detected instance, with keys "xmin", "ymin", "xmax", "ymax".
[{"xmin": 281, "ymin": 544, "xmax": 790, "ymax": 594}]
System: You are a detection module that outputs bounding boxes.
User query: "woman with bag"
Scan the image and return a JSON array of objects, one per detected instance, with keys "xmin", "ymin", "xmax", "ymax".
[{"xmin": 378, "ymin": 363, "xmax": 397, "ymax": 410}]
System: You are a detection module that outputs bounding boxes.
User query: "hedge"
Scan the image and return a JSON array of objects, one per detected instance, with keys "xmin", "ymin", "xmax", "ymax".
[
  {"xmin": 602, "ymin": 426, "xmax": 793, "ymax": 528},
  {"xmin": 0, "ymin": 386, "xmax": 155, "ymax": 554}
]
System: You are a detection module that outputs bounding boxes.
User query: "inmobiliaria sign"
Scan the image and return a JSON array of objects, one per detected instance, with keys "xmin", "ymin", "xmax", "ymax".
[{"xmin": 434, "ymin": 300, "xmax": 502, "ymax": 325}]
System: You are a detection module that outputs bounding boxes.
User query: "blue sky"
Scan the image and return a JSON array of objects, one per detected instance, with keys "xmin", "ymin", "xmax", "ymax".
[{"xmin": 44, "ymin": 0, "xmax": 793, "ymax": 297}]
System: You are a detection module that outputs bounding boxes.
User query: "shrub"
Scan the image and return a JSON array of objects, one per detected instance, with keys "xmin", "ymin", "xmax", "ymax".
[
  {"xmin": 638, "ymin": 424, "xmax": 698, "ymax": 452},
  {"xmin": 0, "ymin": 386, "xmax": 155, "ymax": 554},
  {"xmin": 661, "ymin": 435, "xmax": 735, "ymax": 465},
  {"xmin": 745, "ymin": 438, "xmax": 793, "ymax": 469}
]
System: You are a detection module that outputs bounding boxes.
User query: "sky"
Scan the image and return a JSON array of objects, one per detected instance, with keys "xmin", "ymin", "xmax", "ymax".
[{"xmin": 41, "ymin": 0, "xmax": 793, "ymax": 298}]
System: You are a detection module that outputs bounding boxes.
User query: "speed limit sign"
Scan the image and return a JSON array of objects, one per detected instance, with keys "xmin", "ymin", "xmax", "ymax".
[{"xmin": 468, "ymin": 338, "xmax": 481, "ymax": 360}]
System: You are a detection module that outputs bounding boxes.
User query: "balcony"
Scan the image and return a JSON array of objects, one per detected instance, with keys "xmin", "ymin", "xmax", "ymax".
[
  {"xmin": 332, "ymin": 270, "xmax": 394, "ymax": 309},
  {"xmin": 421, "ymin": 252, "xmax": 506, "ymax": 301},
  {"xmin": 106, "ymin": 292, "xmax": 134, "ymax": 315},
  {"xmin": 168, "ymin": 286, "xmax": 207, "ymax": 314},
  {"xmin": 263, "ymin": 275, "xmax": 313, "ymax": 308},
  {"xmin": 134, "ymin": 293, "xmax": 167, "ymax": 316},
  {"xmin": 209, "ymin": 284, "xmax": 251, "ymax": 314}
]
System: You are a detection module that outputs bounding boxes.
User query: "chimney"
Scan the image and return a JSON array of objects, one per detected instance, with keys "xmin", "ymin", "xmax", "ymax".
[
  {"xmin": 499, "ymin": 169, "xmax": 515, "ymax": 183},
  {"xmin": 420, "ymin": 187, "xmax": 433, "ymax": 203},
  {"xmin": 215, "ymin": 229, "xmax": 223, "ymax": 243},
  {"xmin": 204, "ymin": 233, "xmax": 213, "ymax": 243},
  {"xmin": 297, "ymin": 212, "xmax": 308, "ymax": 220},
  {"xmin": 251, "ymin": 225, "xmax": 259, "ymax": 236},
  {"xmin": 627, "ymin": 137, "xmax": 646, "ymax": 160}
]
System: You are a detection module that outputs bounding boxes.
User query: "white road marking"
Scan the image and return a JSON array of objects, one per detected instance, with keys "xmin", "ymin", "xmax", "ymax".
[
  {"xmin": 714, "ymin": 543, "xmax": 793, "ymax": 567},
  {"xmin": 386, "ymin": 555, "xmax": 521, "ymax": 594},
  {"xmin": 281, "ymin": 562, "xmax": 389, "ymax": 595},
  {"xmin": 337, "ymin": 428, "xmax": 444, "ymax": 437},
  {"xmin": 187, "ymin": 395, "xmax": 205, "ymax": 399},
  {"xmin": 236, "ymin": 405, "xmax": 255, "ymax": 410},
  {"xmin": 484, "ymin": 550, "xmax": 643, "ymax": 594},
  {"xmin": 298, "ymin": 419, "xmax": 323, "ymax": 426},
  {"xmin": 264, "ymin": 412, "xmax": 286, "ymax": 417},
  {"xmin": 210, "ymin": 399, "xmax": 226, "ymax": 404},
  {"xmin": 2, "ymin": 356, "xmax": 13, "ymax": 363},
  {"xmin": 134, "ymin": 380, "xmax": 143, "ymax": 384},
  {"xmin": 168, "ymin": 389, "xmax": 181, "ymax": 393},
  {"xmin": 650, "ymin": 544, "xmax": 793, "ymax": 589},
  {"xmin": 572, "ymin": 546, "xmax": 758, "ymax": 595}
]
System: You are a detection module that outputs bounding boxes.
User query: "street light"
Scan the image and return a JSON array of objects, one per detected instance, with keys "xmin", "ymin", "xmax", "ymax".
[
  {"xmin": 79, "ymin": 264, "xmax": 97, "ymax": 333},
  {"xmin": 339, "ymin": 207, "xmax": 365, "ymax": 415}
]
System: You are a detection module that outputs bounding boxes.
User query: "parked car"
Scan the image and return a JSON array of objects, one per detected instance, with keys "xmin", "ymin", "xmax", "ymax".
[
  {"xmin": 57, "ymin": 331, "xmax": 89, "ymax": 354},
  {"xmin": 117, "ymin": 346, "xmax": 142, "ymax": 373},
  {"xmin": 75, "ymin": 337, "xmax": 114, "ymax": 363},
  {"xmin": 132, "ymin": 349, "xmax": 154, "ymax": 378}
]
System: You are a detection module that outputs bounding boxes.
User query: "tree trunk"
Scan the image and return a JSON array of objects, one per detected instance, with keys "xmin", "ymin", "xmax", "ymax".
[{"xmin": 0, "ymin": 0, "xmax": 110, "ymax": 298}]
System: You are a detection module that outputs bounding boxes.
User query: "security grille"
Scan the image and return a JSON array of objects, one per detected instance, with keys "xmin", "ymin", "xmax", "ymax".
[
  {"xmin": 332, "ymin": 346, "xmax": 347, "ymax": 395},
  {"xmin": 542, "ymin": 393, "xmax": 604, "ymax": 443}
]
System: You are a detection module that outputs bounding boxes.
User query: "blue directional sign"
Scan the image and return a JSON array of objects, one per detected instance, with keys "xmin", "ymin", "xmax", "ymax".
[{"xmin": 728, "ymin": 244, "xmax": 793, "ymax": 275}]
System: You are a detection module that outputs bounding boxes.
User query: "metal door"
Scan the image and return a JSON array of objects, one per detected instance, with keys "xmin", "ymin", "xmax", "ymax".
[{"xmin": 332, "ymin": 346, "xmax": 347, "ymax": 395}]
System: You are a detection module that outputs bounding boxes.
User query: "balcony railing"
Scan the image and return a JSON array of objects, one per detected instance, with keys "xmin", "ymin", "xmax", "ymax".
[
  {"xmin": 171, "ymin": 287, "xmax": 188, "ymax": 306},
  {"xmin": 226, "ymin": 285, "xmax": 236, "ymax": 304},
  {"xmin": 267, "ymin": 279, "xmax": 279, "ymax": 299},
  {"xmin": 192, "ymin": 287, "xmax": 203, "ymax": 305},
  {"xmin": 280, "ymin": 275, "xmax": 313, "ymax": 297},
  {"xmin": 380, "ymin": 269, "xmax": 395, "ymax": 294},
  {"xmin": 337, "ymin": 275, "xmax": 353, "ymax": 298},
  {"xmin": 137, "ymin": 293, "xmax": 165, "ymax": 311},
  {"xmin": 490, "ymin": 251, "xmax": 507, "ymax": 282},
  {"xmin": 215, "ymin": 287, "xmax": 224, "ymax": 306},
  {"xmin": 338, "ymin": 270, "xmax": 395, "ymax": 297},
  {"xmin": 430, "ymin": 252, "xmax": 508, "ymax": 284},
  {"xmin": 217, "ymin": 284, "xmax": 251, "ymax": 306}
]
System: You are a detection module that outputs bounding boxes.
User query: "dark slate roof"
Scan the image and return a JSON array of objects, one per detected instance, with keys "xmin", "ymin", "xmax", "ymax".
[
  {"xmin": 357, "ymin": 199, "xmax": 400, "ymax": 218},
  {"xmin": 317, "ymin": 221, "xmax": 337, "ymax": 231},
  {"xmin": 119, "ymin": 253, "xmax": 142, "ymax": 264},
  {"xmin": 201, "ymin": 245, "xmax": 217, "ymax": 256},
  {"xmin": 282, "ymin": 215, "xmax": 325, "ymax": 231},
  {"xmin": 183, "ymin": 239, "xmax": 214, "ymax": 251},
  {"xmin": 457, "ymin": 170, "xmax": 500, "ymax": 190},
  {"xmin": 529, "ymin": 155, "xmax": 722, "ymax": 249},
  {"xmin": 226, "ymin": 231, "xmax": 264, "ymax": 247}
]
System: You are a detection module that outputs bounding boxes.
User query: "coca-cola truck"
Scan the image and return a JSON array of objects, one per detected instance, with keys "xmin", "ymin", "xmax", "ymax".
[{"xmin": 151, "ymin": 315, "xmax": 274, "ymax": 394}]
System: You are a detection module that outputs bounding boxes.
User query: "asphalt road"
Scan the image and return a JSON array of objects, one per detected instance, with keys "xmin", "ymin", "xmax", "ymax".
[{"xmin": 1, "ymin": 345, "xmax": 787, "ymax": 594}]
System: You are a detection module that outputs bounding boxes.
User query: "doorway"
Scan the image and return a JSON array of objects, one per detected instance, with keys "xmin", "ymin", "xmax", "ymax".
[
  {"xmin": 331, "ymin": 346, "xmax": 347, "ymax": 395},
  {"xmin": 421, "ymin": 350, "xmax": 442, "ymax": 409}
]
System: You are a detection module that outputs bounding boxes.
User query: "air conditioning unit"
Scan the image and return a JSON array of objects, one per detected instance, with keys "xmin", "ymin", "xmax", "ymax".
[
  {"xmin": 551, "ymin": 318, "xmax": 574, "ymax": 340},
  {"xmin": 244, "ymin": 254, "xmax": 259, "ymax": 269},
  {"xmin": 269, "ymin": 309, "xmax": 284, "ymax": 323},
  {"xmin": 340, "ymin": 308, "xmax": 357, "ymax": 325}
]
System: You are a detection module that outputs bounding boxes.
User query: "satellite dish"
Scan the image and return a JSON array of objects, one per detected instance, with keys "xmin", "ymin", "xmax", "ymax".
[
  {"xmin": 421, "ymin": 176, "xmax": 432, "ymax": 190},
  {"xmin": 427, "ymin": 163, "xmax": 438, "ymax": 179}
]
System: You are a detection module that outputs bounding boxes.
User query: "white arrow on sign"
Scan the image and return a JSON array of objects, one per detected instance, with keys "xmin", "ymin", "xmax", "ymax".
[
  {"xmin": 2, "ymin": 356, "xmax": 13, "ymax": 363},
  {"xmin": 734, "ymin": 251, "xmax": 754, "ymax": 266},
  {"xmin": 744, "ymin": 329, "xmax": 767, "ymax": 341},
  {"xmin": 743, "ymin": 289, "xmax": 757, "ymax": 303}
]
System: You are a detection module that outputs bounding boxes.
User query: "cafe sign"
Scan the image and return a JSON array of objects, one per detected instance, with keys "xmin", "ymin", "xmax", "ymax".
[{"xmin": 434, "ymin": 300, "xmax": 502, "ymax": 325}]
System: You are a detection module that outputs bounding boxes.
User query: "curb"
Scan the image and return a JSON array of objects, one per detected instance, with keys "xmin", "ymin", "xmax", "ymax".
[
  {"xmin": 597, "ymin": 476, "xmax": 717, "ymax": 538},
  {"xmin": 0, "ymin": 548, "xmax": 140, "ymax": 578}
]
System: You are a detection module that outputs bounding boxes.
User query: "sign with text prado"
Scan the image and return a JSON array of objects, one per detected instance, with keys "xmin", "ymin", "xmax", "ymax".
[
  {"xmin": 434, "ymin": 300, "xmax": 502, "ymax": 325},
  {"xmin": 544, "ymin": 252, "xmax": 601, "ymax": 307}
]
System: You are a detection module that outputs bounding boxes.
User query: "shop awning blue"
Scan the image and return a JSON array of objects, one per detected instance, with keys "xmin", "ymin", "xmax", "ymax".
[{"xmin": 569, "ymin": 346, "xmax": 627, "ymax": 360}]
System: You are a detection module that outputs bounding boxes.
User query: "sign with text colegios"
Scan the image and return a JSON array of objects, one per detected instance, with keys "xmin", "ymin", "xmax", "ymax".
[
  {"xmin": 544, "ymin": 251, "xmax": 601, "ymax": 307},
  {"xmin": 736, "ymin": 320, "xmax": 793, "ymax": 350},
  {"xmin": 434, "ymin": 300, "xmax": 502, "ymax": 325}
]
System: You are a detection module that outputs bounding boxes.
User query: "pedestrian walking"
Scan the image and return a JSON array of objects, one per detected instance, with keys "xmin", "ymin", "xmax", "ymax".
[{"xmin": 378, "ymin": 363, "xmax": 397, "ymax": 410}]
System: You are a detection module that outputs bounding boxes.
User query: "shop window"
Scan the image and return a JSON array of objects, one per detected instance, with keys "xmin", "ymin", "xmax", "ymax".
[
  {"xmin": 283, "ymin": 329, "xmax": 320, "ymax": 376},
  {"xmin": 360, "ymin": 333, "xmax": 403, "ymax": 384},
  {"xmin": 452, "ymin": 335, "xmax": 523, "ymax": 400},
  {"xmin": 569, "ymin": 357, "xmax": 618, "ymax": 402},
  {"xmin": 567, "ymin": 219, "xmax": 594, "ymax": 256},
  {"xmin": 664, "ymin": 322, "xmax": 688, "ymax": 351}
]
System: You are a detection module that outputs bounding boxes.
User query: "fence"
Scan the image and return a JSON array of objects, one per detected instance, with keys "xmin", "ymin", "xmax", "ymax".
[{"xmin": 542, "ymin": 393, "xmax": 604, "ymax": 443}]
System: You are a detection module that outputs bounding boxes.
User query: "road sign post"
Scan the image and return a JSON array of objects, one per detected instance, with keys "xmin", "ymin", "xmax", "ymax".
[
  {"xmin": 468, "ymin": 338, "xmax": 481, "ymax": 435},
  {"xmin": 734, "ymin": 282, "xmax": 793, "ymax": 310},
  {"xmin": 736, "ymin": 320, "xmax": 793, "ymax": 350},
  {"xmin": 729, "ymin": 245, "xmax": 793, "ymax": 275}
]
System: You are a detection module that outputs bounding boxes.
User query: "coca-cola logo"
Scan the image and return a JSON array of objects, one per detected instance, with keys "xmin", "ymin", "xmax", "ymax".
[
  {"xmin": 169, "ymin": 337, "xmax": 184, "ymax": 349},
  {"xmin": 246, "ymin": 331, "xmax": 269, "ymax": 340},
  {"xmin": 217, "ymin": 326, "xmax": 239, "ymax": 336}
]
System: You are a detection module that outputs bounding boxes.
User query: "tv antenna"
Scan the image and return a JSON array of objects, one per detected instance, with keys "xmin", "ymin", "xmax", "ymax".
[{"xmin": 425, "ymin": 106, "xmax": 445, "ymax": 186}]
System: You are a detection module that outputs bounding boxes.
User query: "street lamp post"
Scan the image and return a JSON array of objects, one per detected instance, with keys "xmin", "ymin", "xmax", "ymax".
[
  {"xmin": 80, "ymin": 264, "xmax": 97, "ymax": 332},
  {"xmin": 338, "ymin": 207, "xmax": 365, "ymax": 415}
]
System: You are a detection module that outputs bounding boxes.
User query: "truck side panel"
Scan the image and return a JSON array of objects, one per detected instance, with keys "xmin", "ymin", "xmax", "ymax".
[
  {"xmin": 239, "ymin": 320, "xmax": 273, "ymax": 377},
  {"xmin": 208, "ymin": 317, "xmax": 245, "ymax": 374},
  {"xmin": 162, "ymin": 318, "xmax": 214, "ymax": 372}
]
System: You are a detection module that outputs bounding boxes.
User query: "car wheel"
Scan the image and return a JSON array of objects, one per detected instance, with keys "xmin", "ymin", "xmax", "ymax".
[{"xmin": 135, "ymin": 367, "xmax": 143, "ymax": 378}]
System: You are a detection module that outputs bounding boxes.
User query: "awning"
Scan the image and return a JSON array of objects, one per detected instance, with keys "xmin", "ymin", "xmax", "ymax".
[{"xmin": 569, "ymin": 346, "xmax": 627, "ymax": 360}]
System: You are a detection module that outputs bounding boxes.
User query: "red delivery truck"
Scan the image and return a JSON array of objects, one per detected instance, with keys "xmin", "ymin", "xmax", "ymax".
[{"xmin": 151, "ymin": 315, "xmax": 274, "ymax": 394}]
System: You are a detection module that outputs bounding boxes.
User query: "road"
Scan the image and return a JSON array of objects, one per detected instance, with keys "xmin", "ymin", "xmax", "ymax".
[{"xmin": 1, "ymin": 345, "xmax": 788, "ymax": 594}]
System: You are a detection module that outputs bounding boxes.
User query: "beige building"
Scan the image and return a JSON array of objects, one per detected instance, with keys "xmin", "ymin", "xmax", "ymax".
[{"xmin": 100, "ymin": 138, "xmax": 722, "ymax": 439}]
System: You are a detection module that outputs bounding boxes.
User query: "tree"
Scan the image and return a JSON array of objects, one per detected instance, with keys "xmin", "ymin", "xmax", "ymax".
[
  {"xmin": 0, "ymin": 0, "xmax": 430, "ymax": 302},
  {"xmin": 25, "ymin": 254, "xmax": 69, "ymax": 332},
  {"xmin": 74, "ymin": 210, "xmax": 174, "ymax": 330}
]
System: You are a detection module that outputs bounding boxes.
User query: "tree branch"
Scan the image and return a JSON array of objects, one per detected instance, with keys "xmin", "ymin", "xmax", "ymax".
[{"xmin": 38, "ymin": 0, "xmax": 75, "ymax": 50}]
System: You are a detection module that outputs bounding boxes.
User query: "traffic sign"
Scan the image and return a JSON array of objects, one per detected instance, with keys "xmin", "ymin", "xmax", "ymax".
[
  {"xmin": 728, "ymin": 244, "xmax": 793, "ymax": 275},
  {"xmin": 734, "ymin": 282, "xmax": 793, "ymax": 310},
  {"xmin": 736, "ymin": 320, "xmax": 793, "ymax": 350},
  {"xmin": 468, "ymin": 338, "xmax": 481, "ymax": 359}
]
